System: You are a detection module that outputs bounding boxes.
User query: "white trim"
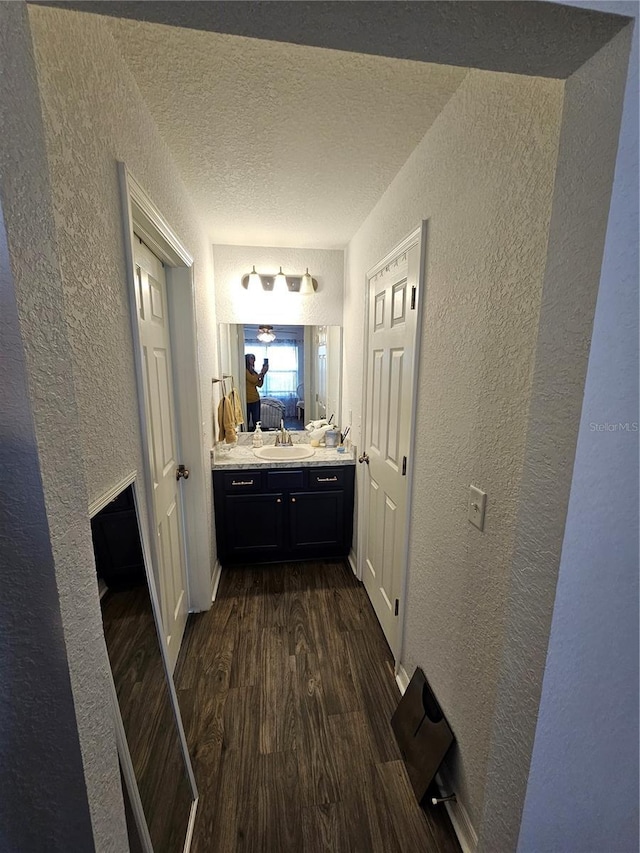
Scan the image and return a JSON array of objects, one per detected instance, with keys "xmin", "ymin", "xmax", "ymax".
[
  {"xmin": 89, "ymin": 470, "xmax": 137, "ymax": 518},
  {"xmin": 435, "ymin": 767, "xmax": 478, "ymax": 853},
  {"xmin": 348, "ymin": 549, "xmax": 358, "ymax": 578},
  {"xmin": 166, "ymin": 265, "xmax": 213, "ymax": 611},
  {"xmin": 366, "ymin": 225, "xmax": 422, "ymax": 281},
  {"xmin": 183, "ymin": 799, "xmax": 199, "ymax": 853},
  {"xmin": 395, "ymin": 663, "xmax": 410, "ymax": 695},
  {"xmin": 359, "ymin": 224, "xmax": 425, "ymax": 665},
  {"xmin": 126, "ymin": 171, "xmax": 193, "ymax": 268},
  {"xmin": 119, "ymin": 162, "xmax": 213, "ymax": 623},
  {"xmin": 211, "ymin": 559, "xmax": 222, "ymax": 602},
  {"xmin": 394, "ymin": 220, "xmax": 428, "ymax": 666}
]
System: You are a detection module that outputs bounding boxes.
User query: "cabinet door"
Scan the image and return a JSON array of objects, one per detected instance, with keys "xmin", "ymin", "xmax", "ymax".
[
  {"xmin": 225, "ymin": 493, "xmax": 284, "ymax": 557},
  {"xmin": 289, "ymin": 490, "xmax": 345, "ymax": 553}
]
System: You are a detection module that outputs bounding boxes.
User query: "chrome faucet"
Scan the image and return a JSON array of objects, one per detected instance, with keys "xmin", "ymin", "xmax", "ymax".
[{"xmin": 275, "ymin": 419, "xmax": 293, "ymax": 446}]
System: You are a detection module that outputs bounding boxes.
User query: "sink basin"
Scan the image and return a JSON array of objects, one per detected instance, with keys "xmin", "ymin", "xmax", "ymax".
[{"xmin": 253, "ymin": 445, "xmax": 316, "ymax": 461}]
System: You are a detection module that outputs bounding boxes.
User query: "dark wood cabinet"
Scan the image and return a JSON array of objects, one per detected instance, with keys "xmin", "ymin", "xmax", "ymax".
[
  {"xmin": 91, "ymin": 486, "xmax": 146, "ymax": 588},
  {"xmin": 213, "ymin": 465, "xmax": 354, "ymax": 565}
]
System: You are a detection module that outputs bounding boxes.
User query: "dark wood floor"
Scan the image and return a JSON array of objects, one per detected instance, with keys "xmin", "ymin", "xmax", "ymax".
[{"xmin": 174, "ymin": 559, "xmax": 461, "ymax": 853}]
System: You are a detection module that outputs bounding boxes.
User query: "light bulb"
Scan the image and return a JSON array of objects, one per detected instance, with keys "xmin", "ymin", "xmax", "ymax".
[
  {"xmin": 247, "ymin": 265, "xmax": 262, "ymax": 293},
  {"xmin": 299, "ymin": 268, "xmax": 314, "ymax": 295},
  {"xmin": 273, "ymin": 267, "xmax": 288, "ymax": 294}
]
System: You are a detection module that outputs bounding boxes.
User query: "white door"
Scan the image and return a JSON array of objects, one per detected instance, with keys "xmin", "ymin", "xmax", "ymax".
[
  {"xmin": 134, "ymin": 237, "xmax": 189, "ymax": 672},
  {"xmin": 361, "ymin": 229, "xmax": 423, "ymax": 654}
]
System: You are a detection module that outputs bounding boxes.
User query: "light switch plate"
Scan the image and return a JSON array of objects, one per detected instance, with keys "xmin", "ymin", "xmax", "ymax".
[{"xmin": 468, "ymin": 485, "xmax": 487, "ymax": 531}]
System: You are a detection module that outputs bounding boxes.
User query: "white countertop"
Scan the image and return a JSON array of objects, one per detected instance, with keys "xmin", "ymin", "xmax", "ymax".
[{"xmin": 211, "ymin": 440, "xmax": 355, "ymax": 470}]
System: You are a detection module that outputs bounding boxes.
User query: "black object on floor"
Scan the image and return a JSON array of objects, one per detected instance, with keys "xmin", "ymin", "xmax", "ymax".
[{"xmin": 391, "ymin": 667, "xmax": 455, "ymax": 804}]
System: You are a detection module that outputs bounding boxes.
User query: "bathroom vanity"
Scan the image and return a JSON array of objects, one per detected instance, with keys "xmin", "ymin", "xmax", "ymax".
[{"xmin": 212, "ymin": 445, "xmax": 355, "ymax": 565}]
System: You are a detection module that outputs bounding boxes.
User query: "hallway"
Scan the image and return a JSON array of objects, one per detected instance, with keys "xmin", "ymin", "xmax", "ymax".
[{"xmin": 174, "ymin": 560, "xmax": 460, "ymax": 852}]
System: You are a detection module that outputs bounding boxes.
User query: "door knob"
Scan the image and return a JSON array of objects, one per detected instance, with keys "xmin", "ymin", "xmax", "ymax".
[
  {"xmin": 358, "ymin": 452, "xmax": 370, "ymax": 465},
  {"xmin": 176, "ymin": 464, "xmax": 190, "ymax": 481}
]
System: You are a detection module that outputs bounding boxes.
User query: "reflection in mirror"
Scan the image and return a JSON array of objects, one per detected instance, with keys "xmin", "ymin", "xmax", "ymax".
[
  {"xmin": 92, "ymin": 483, "xmax": 195, "ymax": 853},
  {"xmin": 218, "ymin": 323, "xmax": 343, "ymax": 432}
]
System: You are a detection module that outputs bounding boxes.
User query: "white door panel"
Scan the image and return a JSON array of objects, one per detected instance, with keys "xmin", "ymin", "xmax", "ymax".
[
  {"xmin": 362, "ymin": 235, "xmax": 422, "ymax": 653},
  {"xmin": 135, "ymin": 237, "xmax": 188, "ymax": 673}
]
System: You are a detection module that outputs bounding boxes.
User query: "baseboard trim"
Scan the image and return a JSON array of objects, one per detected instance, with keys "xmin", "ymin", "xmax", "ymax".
[
  {"xmin": 435, "ymin": 766, "xmax": 478, "ymax": 853},
  {"xmin": 395, "ymin": 663, "xmax": 410, "ymax": 695},
  {"xmin": 348, "ymin": 549, "xmax": 358, "ymax": 578},
  {"xmin": 211, "ymin": 559, "xmax": 222, "ymax": 602}
]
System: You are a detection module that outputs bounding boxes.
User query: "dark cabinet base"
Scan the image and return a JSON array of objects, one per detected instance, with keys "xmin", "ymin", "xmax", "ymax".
[{"xmin": 213, "ymin": 466, "xmax": 355, "ymax": 565}]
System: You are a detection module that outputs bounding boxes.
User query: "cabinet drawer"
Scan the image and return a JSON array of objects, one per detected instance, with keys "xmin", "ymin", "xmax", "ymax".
[
  {"xmin": 307, "ymin": 468, "xmax": 346, "ymax": 489},
  {"xmin": 266, "ymin": 469, "xmax": 304, "ymax": 491},
  {"xmin": 223, "ymin": 471, "xmax": 262, "ymax": 492}
]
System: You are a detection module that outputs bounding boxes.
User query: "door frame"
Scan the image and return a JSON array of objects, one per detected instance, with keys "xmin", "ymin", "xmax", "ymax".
[
  {"xmin": 119, "ymin": 163, "xmax": 212, "ymax": 626},
  {"xmin": 357, "ymin": 221, "xmax": 428, "ymax": 667}
]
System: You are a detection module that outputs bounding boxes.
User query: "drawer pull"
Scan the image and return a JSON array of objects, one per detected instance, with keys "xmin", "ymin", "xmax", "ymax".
[
  {"xmin": 316, "ymin": 476, "xmax": 338, "ymax": 483},
  {"xmin": 231, "ymin": 479, "xmax": 254, "ymax": 486},
  {"xmin": 276, "ymin": 498, "xmax": 282, "ymax": 503},
  {"xmin": 291, "ymin": 497, "xmax": 296, "ymax": 503}
]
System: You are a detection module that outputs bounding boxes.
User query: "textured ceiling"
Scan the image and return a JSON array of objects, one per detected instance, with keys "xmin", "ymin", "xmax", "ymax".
[{"xmin": 103, "ymin": 17, "xmax": 467, "ymax": 247}]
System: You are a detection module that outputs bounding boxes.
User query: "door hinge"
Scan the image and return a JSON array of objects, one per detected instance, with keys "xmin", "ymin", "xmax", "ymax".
[
  {"xmin": 410, "ymin": 286, "xmax": 416, "ymax": 310},
  {"xmin": 394, "ymin": 599, "xmax": 399, "ymax": 616},
  {"xmin": 402, "ymin": 456, "xmax": 407, "ymax": 476}
]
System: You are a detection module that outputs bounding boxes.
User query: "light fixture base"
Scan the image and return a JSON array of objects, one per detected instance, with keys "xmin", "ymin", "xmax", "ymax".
[{"xmin": 241, "ymin": 273, "xmax": 318, "ymax": 292}]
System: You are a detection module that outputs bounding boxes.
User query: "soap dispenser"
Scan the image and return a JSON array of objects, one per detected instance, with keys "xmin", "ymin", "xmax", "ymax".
[{"xmin": 252, "ymin": 422, "xmax": 263, "ymax": 448}]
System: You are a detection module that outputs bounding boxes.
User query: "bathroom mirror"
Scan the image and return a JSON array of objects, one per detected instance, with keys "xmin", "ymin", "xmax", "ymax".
[
  {"xmin": 92, "ymin": 481, "xmax": 197, "ymax": 853},
  {"xmin": 217, "ymin": 323, "xmax": 343, "ymax": 431}
]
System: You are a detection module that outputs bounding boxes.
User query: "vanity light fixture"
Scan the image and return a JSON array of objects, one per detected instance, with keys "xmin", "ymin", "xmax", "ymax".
[
  {"xmin": 257, "ymin": 325, "xmax": 276, "ymax": 343},
  {"xmin": 241, "ymin": 268, "xmax": 318, "ymax": 294}
]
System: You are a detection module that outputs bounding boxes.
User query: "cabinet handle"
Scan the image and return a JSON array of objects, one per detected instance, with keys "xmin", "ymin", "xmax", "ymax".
[
  {"xmin": 316, "ymin": 476, "xmax": 338, "ymax": 483},
  {"xmin": 276, "ymin": 498, "xmax": 282, "ymax": 503},
  {"xmin": 291, "ymin": 497, "xmax": 296, "ymax": 503},
  {"xmin": 231, "ymin": 479, "xmax": 254, "ymax": 486}
]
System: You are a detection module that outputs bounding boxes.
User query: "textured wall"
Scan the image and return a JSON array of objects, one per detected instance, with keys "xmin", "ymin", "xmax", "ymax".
[
  {"xmin": 0, "ymin": 4, "xmax": 127, "ymax": 849},
  {"xmin": 479, "ymin": 23, "xmax": 634, "ymax": 852},
  {"xmin": 28, "ymin": 5, "xmax": 217, "ymax": 514},
  {"xmin": 343, "ymin": 69, "xmax": 564, "ymax": 830},
  {"xmin": 213, "ymin": 244, "xmax": 344, "ymax": 326},
  {"xmin": 518, "ymin": 5, "xmax": 639, "ymax": 851},
  {"xmin": 13, "ymin": 4, "xmax": 220, "ymax": 848}
]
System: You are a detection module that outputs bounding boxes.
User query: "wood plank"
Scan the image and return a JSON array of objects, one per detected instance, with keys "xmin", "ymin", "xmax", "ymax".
[
  {"xmin": 311, "ymin": 591, "xmax": 360, "ymax": 716},
  {"xmin": 295, "ymin": 651, "xmax": 340, "ymax": 807},
  {"xmin": 345, "ymin": 628, "xmax": 404, "ymax": 764},
  {"xmin": 173, "ymin": 559, "xmax": 460, "ymax": 853},
  {"xmin": 258, "ymin": 626, "xmax": 297, "ymax": 755},
  {"xmin": 328, "ymin": 710, "xmax": 403, "ymax": 853},
  {"xmin": 236, "ymin": 751, "xmax": 302, "ymax": 853},
  {"xmin": 301, "ymin": 802, "xmax": 348, "ymax": 853}
]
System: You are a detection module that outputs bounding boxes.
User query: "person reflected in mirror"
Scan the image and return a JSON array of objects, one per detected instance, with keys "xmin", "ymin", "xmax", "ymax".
[{"xmin": 245, "ymin": 353, "xmax": 268, "ymax": 430}]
